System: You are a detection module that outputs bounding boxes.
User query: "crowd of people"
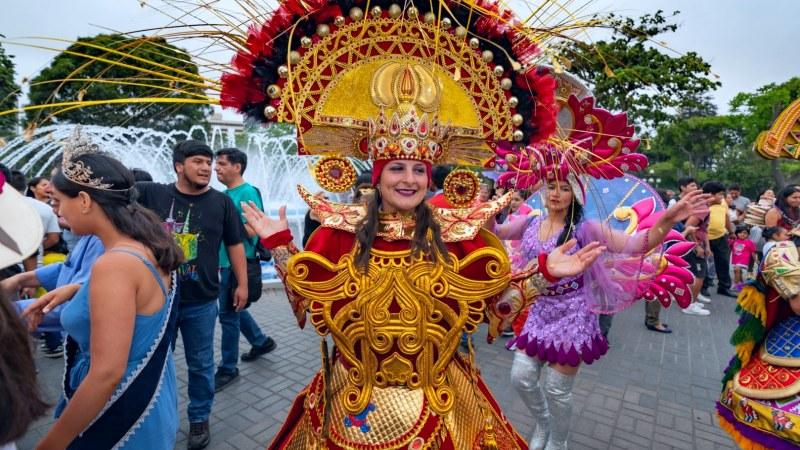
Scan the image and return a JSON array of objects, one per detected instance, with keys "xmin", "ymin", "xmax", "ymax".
[{"xmin": 0, "ymin": 136, "xmax": 280, "ymax": 449}]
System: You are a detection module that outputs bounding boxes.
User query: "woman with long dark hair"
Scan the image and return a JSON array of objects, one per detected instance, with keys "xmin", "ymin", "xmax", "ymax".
[
  {"xmin": 26, "ymin": 177, "xmax": 50, "ymax": 202},
  {"xmin": 765, "ymin": 185, "xmax": 800, "ymax": 245},
  {"xmin": 23, "ymin": 129, "xmax": 183, "ymax": 449},
  {"xmin": 495, "ymin": 171, "xmax": 708, "ymax": 450}
]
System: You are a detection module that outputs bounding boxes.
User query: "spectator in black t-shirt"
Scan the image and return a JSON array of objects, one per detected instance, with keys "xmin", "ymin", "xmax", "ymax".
[{"xmin": 136, "ymin": 140, "xmax": 247, "ymax": 450}]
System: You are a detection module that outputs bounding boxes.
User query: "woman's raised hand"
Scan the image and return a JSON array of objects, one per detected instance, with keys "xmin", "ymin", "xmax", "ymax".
[
  {"xmin": 664, "ymin": 189, "xmax": 711, "ymax": 224},
  {"xmin": 546, "ymin": 239, "xmax": 605, "ymax": 278},
  {"xmin": 241, "ymin": 201, "xmax": 289, "ymax": 239}
]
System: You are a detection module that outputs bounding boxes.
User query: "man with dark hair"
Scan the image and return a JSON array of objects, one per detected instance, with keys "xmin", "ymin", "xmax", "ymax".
[
  {"xmin": 137, "ymin": 140, "xmax": 248, "ymax": 449},
  {"xmin": 704, "ymin": 181, "xmax": 736, "ymax": 298},
  {"xmin": 669, "ymin": 177, "xmax": 697, "ymax": 207},
  {"xmin": 213, "ymin": 148, "xmax": 275, "ymax": 392},
  {"xmin": 676, "ymin": 177, "xmax": 713, "ymax": 298},
  {"xmin": 7, "ymin": 170, "xmax": 27, "ymax": 192},
  {"xmin": 427, "ymin": 164, "xmax": 454, "ymax": 208},
  {"xmin": 728, "ymin": 184, "xmax": 750, "ymax": 224}
]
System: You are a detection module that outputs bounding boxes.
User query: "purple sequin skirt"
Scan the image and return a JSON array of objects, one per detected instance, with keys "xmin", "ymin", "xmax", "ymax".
[{"xmin": 507, "ymin": 286, "xmax": 608, "ymax": 366}]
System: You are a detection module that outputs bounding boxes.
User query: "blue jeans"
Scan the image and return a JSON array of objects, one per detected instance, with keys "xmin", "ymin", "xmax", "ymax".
[
  {"xmin": 218, "ymin": 268, "xmax": 268, "ymax": 373},
  {"xmin": 175, "ymin": 299, "xmax": 218, "ymax": 423},
  {"xmin": 43, "ymin": 331, "xmax": 63, "ymax": 350}
]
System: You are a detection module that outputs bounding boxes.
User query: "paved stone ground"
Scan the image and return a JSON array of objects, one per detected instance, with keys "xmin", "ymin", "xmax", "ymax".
[{"xmin": 20, "ymin": 287, "xmax": 738, "ymax": 450}]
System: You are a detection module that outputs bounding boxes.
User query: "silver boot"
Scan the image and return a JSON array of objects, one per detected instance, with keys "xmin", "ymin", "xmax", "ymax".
[
  {"xmin": 510, "ymin": 352, "xmax": 549, "ymax": 450},
  {"xmin": 543, "ymin": 368, "xmax": 576, "ymax": 450}
]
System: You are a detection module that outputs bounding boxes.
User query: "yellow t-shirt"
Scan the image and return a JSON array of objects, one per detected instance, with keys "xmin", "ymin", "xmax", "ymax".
[{"xmin": 707, "ymin": 201, "xmax": 728, "ymax": 240}]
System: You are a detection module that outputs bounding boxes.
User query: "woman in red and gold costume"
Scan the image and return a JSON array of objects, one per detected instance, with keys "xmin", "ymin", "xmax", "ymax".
[
  {"xmin": 243, "ymin": 138, "xmax": 603, "ymax": 450},
  {"xmin": 221, "ymin": 0, "xmax": 613, "ymax": 447}
]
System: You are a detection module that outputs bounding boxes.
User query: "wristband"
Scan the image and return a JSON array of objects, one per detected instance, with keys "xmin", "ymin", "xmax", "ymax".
[
  {"xmin": 538, "ymin": 253, "xmax": 560, "ymax": 283},
  {"xmin": 261, "ymin": 229, "xmax": 293, "ymax": 249}
]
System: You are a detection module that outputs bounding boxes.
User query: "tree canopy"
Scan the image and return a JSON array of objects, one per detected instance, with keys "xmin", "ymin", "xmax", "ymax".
[
  {"xmin": 559, "ymin": 10, "xmax": 797, "ymax": 196},
  {"xmin": 0, "ymin": 38, "xmax": 20, "ymax": 139},
  {"xmin": 648, "ymin": 78, "xmax": 800, "ymax": 195},
  {"xmin": 27, "ymin": 34, "xmax": 211, "ymax": 131},
  {"xmin": 562, "ymin": 10, "xmax": 721, "ymax": 131}
]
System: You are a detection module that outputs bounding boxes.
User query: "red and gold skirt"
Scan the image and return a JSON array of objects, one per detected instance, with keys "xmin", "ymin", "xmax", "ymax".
[{"xmin": 268, "ymin": 354, "xmax": 527, "ymax": 450}]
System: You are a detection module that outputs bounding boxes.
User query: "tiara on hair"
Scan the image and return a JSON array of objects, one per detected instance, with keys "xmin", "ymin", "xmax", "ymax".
[{"xmin": 61, "ymin": 126, "xmax": 116, "ymax": 190}]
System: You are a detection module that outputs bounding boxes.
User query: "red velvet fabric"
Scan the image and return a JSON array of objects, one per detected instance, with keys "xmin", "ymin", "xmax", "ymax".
[
  {"xmin": 260, "ymin": 229, "xmax": 293, "ymax": 249},
  {"xmin": 427, "ymin": 193, "xmax": 454, "ymax": 209}
]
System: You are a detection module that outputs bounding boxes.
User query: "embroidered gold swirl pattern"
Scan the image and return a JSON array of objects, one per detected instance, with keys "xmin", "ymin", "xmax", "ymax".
[{"xmin": 285, "ymin": 238, "xmax": 510, "ymax": 415}]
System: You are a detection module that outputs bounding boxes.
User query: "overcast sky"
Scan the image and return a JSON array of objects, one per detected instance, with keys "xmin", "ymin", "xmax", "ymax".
[{"xmin": 2, "ymin": 0, "xmax": 798, "ymax": 116}]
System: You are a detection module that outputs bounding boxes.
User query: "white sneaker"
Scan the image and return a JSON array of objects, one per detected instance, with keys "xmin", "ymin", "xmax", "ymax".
[
  {"xmin": 682, "ymin": 303, "xmax": 711, "ymax": 316},
  {"xmin": 696, "ymin": 293, "xmax": 712, "ymax": 303}
]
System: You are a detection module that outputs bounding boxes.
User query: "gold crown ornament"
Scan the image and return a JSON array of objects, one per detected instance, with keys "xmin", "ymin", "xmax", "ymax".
[
  {"xmin": 367, "ymin": 108, "xmax": 450, "ymax": 164},
  {"xmin": 755, "ymin": 98, "xmax": 800, "ymax": 161}
]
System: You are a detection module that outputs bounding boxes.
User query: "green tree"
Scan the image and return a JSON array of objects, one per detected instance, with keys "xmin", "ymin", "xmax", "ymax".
[
  {"xmin": 648, "ymin": 115, "xmax": 762, "ymax": 190},
  {"xmin": 27, "ymin": 34, "xmax": 211, "ymax": 131},
  {"xmin": 649, "ymin": 78, "xmax": 800, "ymax": 195},
  {"xmin": 0, "ymin": 38, "xmax": 20, "ymax": 139},
  {"xmin": 562, "ymin": 10, "xmax": 721, "ymax": 131}
]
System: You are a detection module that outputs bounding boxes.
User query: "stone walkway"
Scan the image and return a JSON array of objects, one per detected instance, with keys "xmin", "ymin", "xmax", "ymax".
[{"xmin": 20, "ymin": 288, "xmax": 738, "ymax": 449}]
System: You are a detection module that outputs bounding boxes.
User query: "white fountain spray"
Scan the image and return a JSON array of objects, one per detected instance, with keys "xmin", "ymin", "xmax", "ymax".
[{"xmin": 0, "ymin": 124, "xmax": 339, "ymax": 280}]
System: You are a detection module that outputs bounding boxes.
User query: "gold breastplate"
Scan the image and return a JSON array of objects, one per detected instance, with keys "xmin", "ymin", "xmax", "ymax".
[{"xmin": 285, "ymin": 241, "xmax": 509, "ymax": 415}]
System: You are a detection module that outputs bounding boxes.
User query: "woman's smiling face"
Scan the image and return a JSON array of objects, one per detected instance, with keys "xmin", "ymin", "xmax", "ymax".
[{"xmin": 377, "ymin": 160, "xmax": 429, "ymax": 214}]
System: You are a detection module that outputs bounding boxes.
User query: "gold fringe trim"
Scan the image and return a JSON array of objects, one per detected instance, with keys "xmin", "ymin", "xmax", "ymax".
[
  {"xmin": 716, "ymin": 412, "xmax": 770, "ymax": 450},
  {"xmin": 738, "ymin": 285, "xmax": 767, "ymax": 325},
  {"xmin": 736, "ymin": 341, "xmax": 756, "ymax": 369}
]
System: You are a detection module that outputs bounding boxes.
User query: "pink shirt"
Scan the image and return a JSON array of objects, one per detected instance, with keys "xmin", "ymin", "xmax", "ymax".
[{"xmin": 730, "ymin": 238, "xmax": 756, "ymax": 266}]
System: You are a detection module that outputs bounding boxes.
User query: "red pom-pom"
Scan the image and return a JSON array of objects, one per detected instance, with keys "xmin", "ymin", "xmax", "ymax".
[
  {"xmin": 220, "ymin": 73, "xmax": 266, "ymax": 111},
  {"xmin": 514, "ymin": 69, "xmax": 557, "ymax": 143}
]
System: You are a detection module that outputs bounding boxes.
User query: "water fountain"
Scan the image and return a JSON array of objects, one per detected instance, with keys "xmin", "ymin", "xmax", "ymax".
[{"xmin": 0, "ymin": 123, "xmax": 335, "ymax": 280}]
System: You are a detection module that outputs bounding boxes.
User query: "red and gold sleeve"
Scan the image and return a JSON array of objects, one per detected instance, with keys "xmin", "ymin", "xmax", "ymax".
[
  {"xmin": 260, "ymin": 229, "xmax": 306, "ymax": 326},
  {"xmin": 260, "ymin": 228, "xmax": 354, "ymax": 328}
]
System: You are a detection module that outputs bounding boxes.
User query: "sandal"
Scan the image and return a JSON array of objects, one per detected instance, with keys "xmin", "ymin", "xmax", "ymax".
[{"xmin": 645, "ymin": 323, "xmax": 672, "ymax": 334}]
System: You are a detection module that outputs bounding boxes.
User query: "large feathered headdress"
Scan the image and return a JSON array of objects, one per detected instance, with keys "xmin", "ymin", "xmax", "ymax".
[{"xmin": 219, "ymin": 0, "xmax": 561, "ymax": 189}]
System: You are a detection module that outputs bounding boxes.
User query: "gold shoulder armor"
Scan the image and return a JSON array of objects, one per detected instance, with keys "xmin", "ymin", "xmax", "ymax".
[
  {"xmin": 432, "ymin": 191, "xmax": 513, "ymax": 242},
  {"xmin": 298, "ymin": 185, "xmax": 366, "ymax": 234},
  {"xmin": 298, "ymin": 185, "xmax": 513, "ymax": 242}
]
